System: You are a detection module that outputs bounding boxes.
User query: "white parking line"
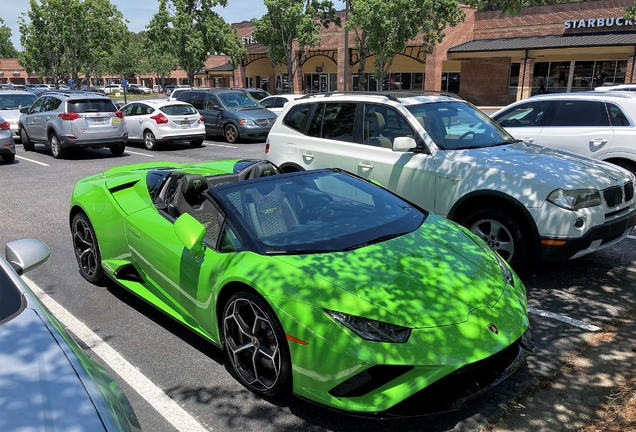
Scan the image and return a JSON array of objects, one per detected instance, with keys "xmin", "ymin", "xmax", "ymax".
[
  {"xmin": 628, "ymin": 235, "xmax": 636, "ymax": 240},
  {"xmin": 126, "ymin": 150, "xmax": 155, "ymax": 157},
  {"xmin": 528, "ymin": 306, "xmax": 601, "ymax": 332},
  {"xmin": 205, "ymin": 143, "xmax": 237, "ymax": 148},
  {"xmin": 15, "ymin": 155, "xmax": 49, "ymax": 166},
  {"xmin": 23, "ymin": 277, "xmax": 211, "ymax": 432}
]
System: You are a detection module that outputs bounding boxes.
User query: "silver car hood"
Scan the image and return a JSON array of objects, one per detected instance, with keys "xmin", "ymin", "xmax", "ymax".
[{"xmin": 0, "ymin": 308, "xmax": 107, "ymax": 431}]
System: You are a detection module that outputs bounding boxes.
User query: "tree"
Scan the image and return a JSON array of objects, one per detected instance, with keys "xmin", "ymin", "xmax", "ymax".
[
  {"xmin": 146, "ymin": 0, "xmax": 245, "ymax": 86},
  {"xmin": 346, "ymin": 0, "xmax": 464, "ymax": 90},
  {"xmin": 252, "ymin": 0, "xmax": 341, "ymax": 94},
  {"xmin": 109, "ymin": 31, "xmax": 148, "ymax": 81},
  {"xmin": 0, "ymin": 18, "xmax": 18, "ymax": 58}
]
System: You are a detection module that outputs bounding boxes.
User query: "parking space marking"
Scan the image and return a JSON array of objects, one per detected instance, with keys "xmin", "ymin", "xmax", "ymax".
[
  {"xmin": 528, "ymin": 306, "xmax": 601, "ymax": 332},
  {"xmin": 628, "ymin": 235, "xmax": 636, "ymax": 240},
  {"xmin": 125, "ymin": 150, "xmax": 154, "ymax": 157},
  {"xmin": 15, "ymin": 155, "xmax": 50, "ymax": 166},
  {"xmin": 204, "ymin": 143, "xmax": 237, "ymax": 148},
  {"xmin": 23, "ymin": 276, "xmax": 211, "ymax": 432}
]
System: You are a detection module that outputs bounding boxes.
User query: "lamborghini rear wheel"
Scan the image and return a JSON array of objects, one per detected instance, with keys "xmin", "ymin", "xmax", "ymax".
[
  {"xmin": 72, "ymin": 213, "xmax": 106, "ymax": 284},
  {"xmin": 223, "ymin": 291, "xmax": 292, "ymax": 397}
]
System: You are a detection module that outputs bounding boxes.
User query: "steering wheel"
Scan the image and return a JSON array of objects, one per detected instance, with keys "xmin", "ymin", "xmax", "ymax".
[{"xmin": 456, "ymin": 131, "xmax": 476, "ymax": 143}]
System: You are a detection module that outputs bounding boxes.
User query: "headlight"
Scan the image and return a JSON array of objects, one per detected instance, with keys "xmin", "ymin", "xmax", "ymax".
[
  {"xmin": 324, "ymin": 309, "xmax": 411, "ymax": 343},
  {"xmin": 238, "ymin": 119, "xmax": 255, "ymax": 126},
  {"xmin": 494, "ymin": 251, "xmax": 514, "ymax": 287},
  {"xmin": 547, "ymin": 188, "xmax": 600, "ymax": 211}
]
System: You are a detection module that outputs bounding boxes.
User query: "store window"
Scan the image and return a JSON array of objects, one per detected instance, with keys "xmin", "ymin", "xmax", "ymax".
[
  {"xmin": 508, "ymin": 63, "xmax": 520, "ymax": 95},
  {"xmin": 441, "ymin": 72, "xmax": 460, "ymax": 94}
]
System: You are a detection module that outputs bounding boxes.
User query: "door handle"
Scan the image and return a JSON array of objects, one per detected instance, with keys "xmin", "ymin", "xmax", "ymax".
[
  {"xmin": 303, "ymin": 152, "xmax": 314, "ymax": 160},
  {"xmin": 45, "ymin": 117, "xmax": 50, "ymax": 121},
  {"xmin": 521, "ymin": 137, "xmax": 535, "ymax": 142},
  {"xmin": 358, "ymin": 162, "xmax": 374, "ymax": 170}
]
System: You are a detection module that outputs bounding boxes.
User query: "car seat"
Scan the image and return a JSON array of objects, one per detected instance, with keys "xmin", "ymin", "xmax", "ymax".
[{"xmin": 173, "ymin": 174, "xmax": 219, "ymax": 242}]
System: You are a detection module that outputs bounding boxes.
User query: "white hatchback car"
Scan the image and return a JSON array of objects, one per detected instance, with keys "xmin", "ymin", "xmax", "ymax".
[
  {"xmin": 260, "ymin": 94, "xmax": 303, "ymax": 116},
  {"xmin": 492, "ymin": 92, "xmax": 636, "ymax": 173},
  {"xmin": 266, "ymin": 92, "xmax": 636, "ymax": 270},
  {"xmin": 121, "ymin": 99, "xmax": 206, "ymax": 150}
]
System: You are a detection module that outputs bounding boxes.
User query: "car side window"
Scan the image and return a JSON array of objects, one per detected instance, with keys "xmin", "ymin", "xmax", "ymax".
[
  {"xmin": 363, "ymin": 104, "xmax": 413, "ymax": 148},
  {"xmin": 187, "ymin": 93, "xmax": 205, "ymax": 110},
  {"xmin": 42, "ymin": 97, "xmax": 58, "ymax": 112},
  {"xmin": 283, "ymin": 103, "xmax": 311, "ymax": 132},
  {"xmin": 204, "ymin": 94, "xmax": 221, "ymax": 110},
  {"xmin": 274, "ymin": 98, "xmax": 286, "ymax": 108},
  {"xmin": 29, "ymin": 98, "xmax": 45, "ymax": 114},
  {"xmin": 607, "ymin": 103, "xmax": 631, "ymax": 126},
  {"xmin": 121, "ymin": 104, "xmax": 135, "ymax": 116},
  {"xmin": 306, "ymin": 102, "xmax": 356, "ymax": 143},
  {"xmin": 261, "ymin": 98, "xmax": 274, "ymax": 108},
  {"xmin": 550, "ymin": 101, "xmax": 610, "ymax": 127},
  {"xmin": 495, "ymin": 101, "xmax": 550, "ymax": 127}
]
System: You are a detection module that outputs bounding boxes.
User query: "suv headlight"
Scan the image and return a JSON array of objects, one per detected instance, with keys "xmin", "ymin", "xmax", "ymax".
[
  {"xmin": 325, "ymin": 309, "xmax": 411, "ymax": 343},
  {"xmin": 547, "ymin": 188, "xmax": 601, "ymax": 211}
]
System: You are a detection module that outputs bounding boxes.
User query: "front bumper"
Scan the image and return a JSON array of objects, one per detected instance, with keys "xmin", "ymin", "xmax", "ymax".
[
  {"xmin": 538, "ymin": 206, "xmax": 636, "ymax": 262},
  {"xmin": 237, "ymin": 124, "xmax": 272, "ymax": 141}
]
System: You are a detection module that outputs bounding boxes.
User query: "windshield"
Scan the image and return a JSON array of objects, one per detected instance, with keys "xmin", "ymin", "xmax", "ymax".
[
  {"xmin": 213, "ymin": 170, "xmax": 425, "ymax": 254},
  {"xmin": 218, "ymin": 91, "xmax": 262, "ymax": 110},
  {"xmin": 0, "ymin": 266, "xmax": 23, "ymax": 325},
  {"xmin": 0, "ymin": 93, "xmax": 37, "ymax": 110},
  {"xmin": 406, "ymin": 101, "xmax": 516, "ymax": 150}
]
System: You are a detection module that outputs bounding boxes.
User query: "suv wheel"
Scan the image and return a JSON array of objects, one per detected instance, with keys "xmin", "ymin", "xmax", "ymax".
[
  {"xmin": 109, "ymin": 144, "xmax": 125, "ymax": 155},
  {"xmin": 190, "ymin": 139, "xmax": 204, "ymax": 147},
  {"xmin": 20, "ymin": 128, "xmax": 34, "ymax": 151},
  {"xmin": 144, "ymin": 130, "xmax": 157, "ymax": 150},
  {"xmin": 49, "ymin": 132, "xmax": 67, "ymax": 159},
  {"xmin": 224, "ymin": 124, "xmax": 240, "ymax": 143},
  {"xmin": 462, "ymin": 207, "xmax": 530, "ymax": 271}
]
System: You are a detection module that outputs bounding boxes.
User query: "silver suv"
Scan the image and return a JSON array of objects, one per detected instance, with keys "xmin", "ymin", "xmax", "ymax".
[{"xmin": 18, "ymin": 91, "xmax": 127, "ymax": 158}]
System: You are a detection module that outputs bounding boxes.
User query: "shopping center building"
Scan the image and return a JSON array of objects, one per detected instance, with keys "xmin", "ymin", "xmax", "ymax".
[{"xmin": 2, "ymin": 0, "xmax": 636, "ymax": 106}]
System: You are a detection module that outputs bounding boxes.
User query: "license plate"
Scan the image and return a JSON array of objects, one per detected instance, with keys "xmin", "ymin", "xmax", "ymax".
[
  {"xmin": 181, "ymin": 121, "xmax": 190, "ymax": 127},
  {"xmin": 92, "ymin": 117, "xmax": 104, "ymax": 125}
]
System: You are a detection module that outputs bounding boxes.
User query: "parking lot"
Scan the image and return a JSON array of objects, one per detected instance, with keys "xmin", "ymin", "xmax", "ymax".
[{"xmin": 1, "ymin": 139, "xmax": 636, "ymax": 432}]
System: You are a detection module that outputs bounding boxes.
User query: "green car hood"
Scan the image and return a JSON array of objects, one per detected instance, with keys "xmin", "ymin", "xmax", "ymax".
[{"xmin": 273, "ymin": 215, "xmax": 507, "ymax": 328}]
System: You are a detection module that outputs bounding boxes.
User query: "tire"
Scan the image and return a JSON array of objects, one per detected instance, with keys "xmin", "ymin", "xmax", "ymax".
[
  {"xmin": 109, "ymin": 144, "xmax": 125, "ymax": 155},
  {"xmin": 223, "ymin": 291, "xmax": 292, "ymax": 397},
  {"xmin": 71, "ymin": 213, "xmax": 106, "ymax": 284},
  {"xmin": 21, "ymin": 128, "xmax": 34, "ymax": 151},
  {"xmin": 224, "ymin": 124, "xmax": 240, "ymax": 143},
  {"xmin": 1, "ymin": 153, "xmax": 15, "ymax": 163},
  {"xmin": 190, "ymin": 139, "xmax": 204, "ymax": 147},
  {"xmin": 462, "ymin": 207, "xmax": 531, "ymax": 271},
  {"xmin": 49, "ymin": 132, "xmax": 67, "ymax": 159},
  {"xmin": 144, "ymin": 130, "xmax": 157, "ymax": 150}
]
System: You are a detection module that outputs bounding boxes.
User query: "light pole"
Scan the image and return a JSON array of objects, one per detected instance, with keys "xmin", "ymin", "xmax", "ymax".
[{"xmin": 344, "ymin": 0, "xmax": 349, "ymax": 91}]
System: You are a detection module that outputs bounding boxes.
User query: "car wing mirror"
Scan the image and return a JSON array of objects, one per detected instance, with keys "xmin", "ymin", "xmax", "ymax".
[
  {"xmin": 174, "ymin": 213, "xmax": 206, "ymax": 257},
  {"xmin": 5, "ymin": 239, "xmax": 50, "ymax": 276},
  {"xmin": 392, "ymin": 136, "xmax": 417, "ymax": 153},
  {"xmin": 20, "ymin": 106, "xmax": 30, "ymax": 114}
]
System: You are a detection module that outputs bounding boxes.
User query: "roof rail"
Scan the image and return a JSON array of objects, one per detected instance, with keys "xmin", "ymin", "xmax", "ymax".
[
  {"xmin": 297, "ymin": 90, "xmax": 463, "ymax": 102},
  {"xmin": 298, "ymin": 91, "xmax": 402, "ymax": 102}
]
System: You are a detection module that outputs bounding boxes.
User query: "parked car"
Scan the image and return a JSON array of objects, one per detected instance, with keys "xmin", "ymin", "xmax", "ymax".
[
  {"xmin": 18, "ymin": 91, "xmax": 127, "ymax": 158},
  {"xmin": 0, "ymin": 90, "xmax": 37, "ymax": 142},
  {"xmin": 492, "ymin": 92, "xmax": 636, "ymax": 173},
  {"xmin": 166, "ymin": 86, "xmax": 193, "ymax": 101},
  {"xmin": 266, "ymin": 92, "xmax": 636, "ymax": 271},
  {"xmin": 127, "ymin": 84, "xmax": 152, "ymax": 94},
  {"xmin": 260, "ymin": 94, "xmax": 303, "ymax": 116},
  {"xmin": 176, "ymin": 88, "xmax": 277, "ymax": 143},
  {"xmin": 0, "ymin": 238, "xmax": 141, "ymax": 431},
  {"xmin": 0, "ymin": 114, "xmax": 15, "ymax": 163},
  {"xmin": 164, "ymin": 84, "xmax": 189, "ymax": 95},
  {"xmin": 69, "ymin": 158, "xmax": 533, "ymax": 416},
  {"xmin": 103, "ymin": 84, "xmax": 123, "ymax": 95},
  {"xmin": 594, "ymin": 83, "xmax": 636, "ymax": 92},
  {"xmin": 120, "ymin": 99, "xmax": 205, "ymax": 150}
]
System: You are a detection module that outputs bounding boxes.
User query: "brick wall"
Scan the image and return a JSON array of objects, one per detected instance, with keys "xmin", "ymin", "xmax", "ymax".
[{"xmin": 459, "ymin": 58, "xmax": 516, "ymax": 105}]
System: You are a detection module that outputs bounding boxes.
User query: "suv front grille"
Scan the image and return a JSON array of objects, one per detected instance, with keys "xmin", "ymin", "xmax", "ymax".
[
  {"xmin": 255, "ymin": 118, "xmax": 276, "ymax": 128},
  {"xmin": 603, "ymin": 181, "xmax": 634, "ymax": 207}
]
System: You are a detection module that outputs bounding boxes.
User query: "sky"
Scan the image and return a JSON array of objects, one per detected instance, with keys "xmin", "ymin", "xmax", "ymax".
[{"xmin": 0, "ymin": 0, "xmax": 346, "ymax": 50}]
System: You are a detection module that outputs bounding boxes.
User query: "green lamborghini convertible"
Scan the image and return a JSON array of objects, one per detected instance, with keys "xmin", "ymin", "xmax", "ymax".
[{"xmin": 69, "ymin": 158, "xmax": 533, "ymax": 416}]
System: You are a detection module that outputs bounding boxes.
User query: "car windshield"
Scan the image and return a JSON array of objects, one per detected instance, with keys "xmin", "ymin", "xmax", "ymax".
[
  {"xmin": 161, "ymin": 104, "xmax": 198, "ymax": 115},
  {"xmin": 213, "ymin": 170, "xmax": 426, "ymax": 254},
  {"xmin": 0, "ymin": 266, "xmax": 23, "ymax": 324},
  {"xmin": 247, "ymin": 90, "xmax": 269, "ymax": 101},
  {"xmin": 68, "ymin": 99, "xmax": 117, "ymax": 113},
  {"xmin": 405, "ymin": 101, "xmax": 516, "ymax": 150},
  {"xmin": 218, "ymin": 92, "xmax": 261, "ymax": 110},
  {"xmin": 0, "ymin": 93, "xmax": 37, "ymax": 110}
]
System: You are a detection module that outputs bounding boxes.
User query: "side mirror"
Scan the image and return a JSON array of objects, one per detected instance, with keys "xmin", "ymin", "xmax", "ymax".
[
  {"xmin": 5, "ymin": 239, "xmax": 50, "ymax": 276},
  {"xmin": 174, "ymin": 213, "xmax": 206, "ymax": 257},
  {"xmin": 20, "ymin": 106, "xmax": 30, "ymax": 114},
  {"xmin": 392, "ymin": 136, "xmax": 417, "ymax": 153}
]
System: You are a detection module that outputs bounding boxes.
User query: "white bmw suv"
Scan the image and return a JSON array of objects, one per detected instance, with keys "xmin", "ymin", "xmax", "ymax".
[{"xmin": 265, "ymin": 92, "xmax": 636, "ymax": 270}]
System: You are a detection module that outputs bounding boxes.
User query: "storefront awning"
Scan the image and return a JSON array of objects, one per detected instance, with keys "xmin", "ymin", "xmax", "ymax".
[{"xmin": 449, "ymin": 33, "xmax": 636, "ymax": 53}]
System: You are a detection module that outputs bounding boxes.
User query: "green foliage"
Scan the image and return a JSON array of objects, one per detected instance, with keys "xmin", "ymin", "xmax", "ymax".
[
  {"xmin": 18, "ymin": 0, "xmax": 128, "ymax": 86},
  {"xmin": 146, "ymin": 0, "xmax": 245, "ymax": 85},
  {"xmin": 346, "ymin": 0, "xmax": 464, "ymax": 87},
  {"xmin": 252, "ymin": 0, "xmax": 341, "ymax": 93},
  {"xmin": 0, "ymin": 18, "xmax": 18, "ymax": 58}
]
